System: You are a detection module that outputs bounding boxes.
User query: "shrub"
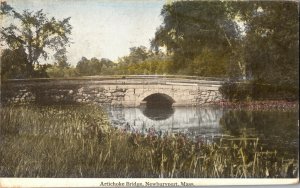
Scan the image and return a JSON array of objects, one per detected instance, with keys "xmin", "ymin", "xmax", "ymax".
[
  {"xmin": 219, "ymin": 82, "xmax": 252, "ymax": 101},
  {"xmin": 220, "ymin": 81, "xmax": 299, "ymax": 101}
]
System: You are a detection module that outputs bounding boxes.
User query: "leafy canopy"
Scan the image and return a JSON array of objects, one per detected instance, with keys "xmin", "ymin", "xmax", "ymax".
[{"xmin": 0, "ymin": 1, "xmax": 72, "ymax": 78}]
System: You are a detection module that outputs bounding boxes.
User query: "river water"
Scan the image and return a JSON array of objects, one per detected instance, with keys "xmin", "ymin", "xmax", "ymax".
[{"xmin": 107, "ymin": 105, "xmax": 299, "ymax": 158}]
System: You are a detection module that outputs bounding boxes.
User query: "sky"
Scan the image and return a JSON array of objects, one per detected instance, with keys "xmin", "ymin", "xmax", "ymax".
[{"xmin": 5, "ymin": 0, "xmax": 166, "ymax": 65}]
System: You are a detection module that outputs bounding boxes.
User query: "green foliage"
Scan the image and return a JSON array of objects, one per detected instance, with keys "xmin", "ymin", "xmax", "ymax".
[
  {"xmin": 239, "ymin": 1, "xmax": 299, "ymax": 87},
  {"xmin": 0, "ymin": 1, "xmax": 72, "ymax": 78},
  {"xmin": 1, "ymin": 48, "xmax": 28, "ymax": 79},
  {"xmin": 119, "ymin": 46, "xmax": 149, "ymax": 65},
  {"xmin": 116, "ymin": 50, "xmax": 173, "ymax": 75},
  {"xmin": 191, "ymin": 48, "xmax": 229, "ymax": 77},
  {"xmin": 152, "ymin": 1, "xmax": 298, "ymax": 100},
  {"xmin": 117, "ymin": 46, "xmax": 152, "ymax": 74},
  {"xmin": 1, "ymin": 47, "xmax": 53, "ymax": 80},
  {"xmin": 219, "ymin": 81, "xmax": 299, "ymax": 102},
  {"xmin": 76, "ymin": 57, "xmax": 116, "ymax": 76},
  {"xmin": 219, "ymin": 82, "xmax": 252, "ymax": 102},
  {"xmin": 152, "ymin": 1, "xmax": 240, "ymax": 76},
  {"xmin": 73, "ymin": 46, "xmax": 172, "ymax": 76},
  {"xmin": 53, "ymin": 48, "xmax": 70, "ymax": 68},
  {"xmin": 46, "ymin": 65, "xmax": 78, "ymax": 78},
  {"xmin": 32, "ymin": 64, "xmax": 52, "ymax": 78},
  {"xmin": 46, "ymin": 47, "xmax": 78, "ymax": 78}
]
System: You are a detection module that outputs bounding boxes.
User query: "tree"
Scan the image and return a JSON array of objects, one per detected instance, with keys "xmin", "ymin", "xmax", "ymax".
[
  {"xmin": 1, "ymin": 47, "xmax": 28, "ymax": 79},
  {"xmin": 238, "ymin": 1, "xmax": 298, "ymax": 87},
  {"xmin": 0, "ymin": 1, "xmax": 72, "ymax": 78},
  {"xmin": 100, "ymin": 58, "xmax": 116, "ymax": 75},
  {"xmin": 100, "ymin": 58, "xmax": 114, "ymax": 68},
  {"xmin": 115, "ymin": 47, "xmax": 172, "ymax": 75},
  {"xmin": 46, "ymin": 47, "xmax": 77, "ymax": 78},
  {"xmin": 151, "ymin": 1, "xmax": 241, "ymax": 76},
  {"xmin": 218, "ymin": 1, "xmax": 299, "ymax": 101},
  {"xmin": 191, "ymin": 47, "xmax": 228, "ymax": 77},
  {"xmin": 118, "ymin": 46, "xmax": 149, "ymax": 65},
  {"xmin": 53, "ymin": 48, "xmax": 70, "ymax": 68},
  {"xmin": 76, "ymin": 57, "xmax": 90, "ymax": 76},
  {"xmin": 76, "ymin": 57, "xmax": 115, "ymax": 76}
]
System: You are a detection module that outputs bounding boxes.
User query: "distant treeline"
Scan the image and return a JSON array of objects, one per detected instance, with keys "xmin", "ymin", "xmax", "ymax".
[{"xmin": 47, "ymin": 46, "xmax": 175, "ymax": 77}]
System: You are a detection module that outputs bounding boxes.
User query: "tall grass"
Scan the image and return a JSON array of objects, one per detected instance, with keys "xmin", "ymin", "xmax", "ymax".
[{"xmin": 0, "ymin": 105, "xmax": 298, "ymax": 178}]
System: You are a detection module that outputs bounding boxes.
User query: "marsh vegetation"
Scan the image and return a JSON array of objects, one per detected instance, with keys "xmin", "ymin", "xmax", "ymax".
[{"xmin": 0, "ymin": 104, "xmax": 298, "ymax": 178}]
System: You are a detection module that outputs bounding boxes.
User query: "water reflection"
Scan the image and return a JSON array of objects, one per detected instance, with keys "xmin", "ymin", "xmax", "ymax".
[
  {"xmin": 220, "ymin": 110, "xmax": 299, "ymax": 157},
  {"xmin": 141, "ymin": 106, "xmax": 174, "ymax": 120},
  {"xmin": 108, "ymin": 106, "xmax": 223, "ymax": 136},
  {"xmin": 107, "ymin": 106, "xmax": 298, "ymax": 158}
]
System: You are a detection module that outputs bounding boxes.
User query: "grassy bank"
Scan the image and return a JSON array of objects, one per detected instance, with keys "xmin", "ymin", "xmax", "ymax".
[{"xmin": 0, "ymin": 105, "xmax": 298, "ymax": 178}]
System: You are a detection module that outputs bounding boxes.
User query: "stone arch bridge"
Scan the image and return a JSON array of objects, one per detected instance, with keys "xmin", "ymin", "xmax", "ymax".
[{"xmin": 1, "ymin": 76, "xmax": 224, "ymax": 107}]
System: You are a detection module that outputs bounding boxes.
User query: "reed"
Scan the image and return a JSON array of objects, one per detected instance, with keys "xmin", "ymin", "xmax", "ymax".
[{"xmin": 0, "ymin": 104, "xmax": 298, "ymax": 178}]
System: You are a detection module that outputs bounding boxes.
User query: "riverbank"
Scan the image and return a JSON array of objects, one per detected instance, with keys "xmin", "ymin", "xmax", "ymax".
[
  {"xmin": 0, "ymin": 104, "xmax": 298, "ymax": 178},
  {"xmin": 215, "ymin": 100, "xmax": 298, "ymax": 111}
]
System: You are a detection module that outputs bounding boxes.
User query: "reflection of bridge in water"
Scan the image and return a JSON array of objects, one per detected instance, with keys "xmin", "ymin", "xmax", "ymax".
[{"xmin": 108, "ymin": 105, "xmax": 224, "ymax": 137}]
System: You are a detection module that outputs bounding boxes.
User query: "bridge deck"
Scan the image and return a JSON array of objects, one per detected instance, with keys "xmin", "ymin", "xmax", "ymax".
[{"xmin": 3, "ymin": 75, "xmax": 224, "ymax": 86}]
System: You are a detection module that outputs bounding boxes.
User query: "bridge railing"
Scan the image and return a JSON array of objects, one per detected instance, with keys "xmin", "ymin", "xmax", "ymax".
[
  {"xmin": 2, "ymin": 75, "xmax": 227, "ymax": 83},
  {"xmin": 114, "ymin": 75, "xmax": 228, "ymax": 81}
]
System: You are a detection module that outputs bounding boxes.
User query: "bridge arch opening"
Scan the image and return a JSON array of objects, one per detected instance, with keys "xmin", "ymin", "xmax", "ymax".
[
  {"xmin": 140, "ymin": 93, "xmax": 175, "ymax": 120},
  {"xmin": 141, "ymin": 93, "xmax": 175, "ymax": 108}
]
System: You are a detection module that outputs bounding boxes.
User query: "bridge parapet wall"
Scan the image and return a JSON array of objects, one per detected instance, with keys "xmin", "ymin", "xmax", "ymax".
[{"xmin": 1, "ymin": 78, "xmax": 223, "ymax": 107}]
